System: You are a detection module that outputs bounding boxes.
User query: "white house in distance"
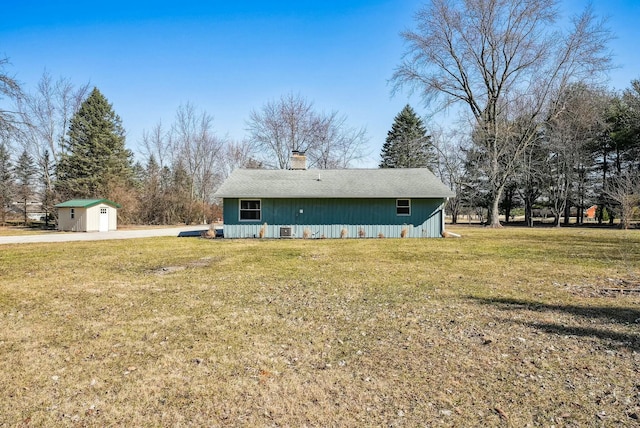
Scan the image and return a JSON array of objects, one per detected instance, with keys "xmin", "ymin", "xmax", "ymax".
[{"xmin": 55, "ymin": 199, "xmax": 121, "ymax": 232}]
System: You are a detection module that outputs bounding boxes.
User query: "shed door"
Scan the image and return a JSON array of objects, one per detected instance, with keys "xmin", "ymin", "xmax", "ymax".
[{"xmin": 99, "ymin": 207, "xmax": 109, "ymax": 232}]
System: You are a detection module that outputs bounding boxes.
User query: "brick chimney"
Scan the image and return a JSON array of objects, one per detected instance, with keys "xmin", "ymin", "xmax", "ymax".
[{"xmin": 290, "ymin": 150, "xmax": 307, "ymax": 170}]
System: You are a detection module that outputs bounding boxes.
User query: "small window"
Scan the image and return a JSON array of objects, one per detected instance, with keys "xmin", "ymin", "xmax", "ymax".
[
  {"xmin": 100, "ymin": 208, "xmax": 108, "ymax": 214},
  {"xmin": 396, "ymin": 199, "xmax": 411, "ymax": 216},
  {"xmin": 240, "ymin": 199, "xmax": 261, "ymax": 221},
  {"xmin": 70, "ymin": 208, "xmax": 75, "ymax": 219}
]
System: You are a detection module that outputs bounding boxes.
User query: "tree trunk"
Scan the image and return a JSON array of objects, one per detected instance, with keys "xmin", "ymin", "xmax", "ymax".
[
  {"xmin": 597, "ymin": 204, "xmax": 604, "ymax": 224},
  {"xmin": 489, "ymin": 191, "xmax": 503, "ymax": 228},
  {"xmin": 23, "ymin": 199, "xmax": 28, "ymax": 226},
  {"xmin": 502, "ymin": 184, "xmax": 517, "ymax": 224},
  {"xmin": 524, "ymin": 199, "xmax": 534, "ymax": 228},
  {"xmin": 563, "ymin": 203, "xmax": 571, "ymax": 226},
  {"xmin": 577, "ymin": 205, "xmax": 584, "ymax": 225}
]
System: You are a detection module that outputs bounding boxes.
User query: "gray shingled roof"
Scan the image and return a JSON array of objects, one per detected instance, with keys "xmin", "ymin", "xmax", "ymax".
[{"xmin": 213, "ymin": 168, "xmax": 455, "ymax": 199}]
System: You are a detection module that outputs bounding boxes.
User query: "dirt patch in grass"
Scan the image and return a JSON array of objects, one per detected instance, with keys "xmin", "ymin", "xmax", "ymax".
[
  {"xmin": 0, "ymin": 228, "xmax": 639, "ymax": 426},
  {"xmin": 556, "ymin": 276, "xmax": 640, "ymax": 297},
  {"xmin": 152, "ymin": 256, "xmax": 220, "ymax": 275}
]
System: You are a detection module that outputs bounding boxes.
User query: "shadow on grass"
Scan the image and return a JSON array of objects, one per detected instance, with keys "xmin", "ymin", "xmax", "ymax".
[
  {"xmin": 519, "ymin": 321, "xmax": 639, "ymax": 351},
  {"xmin": 469, "ymin": 296, "xmax": 640, "ymax": 351}
]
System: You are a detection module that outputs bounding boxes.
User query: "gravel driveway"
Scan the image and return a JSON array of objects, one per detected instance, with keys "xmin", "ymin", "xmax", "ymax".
[{"xmin": 0, "ymin": 225, "xmax": 210, "ymax": 245}]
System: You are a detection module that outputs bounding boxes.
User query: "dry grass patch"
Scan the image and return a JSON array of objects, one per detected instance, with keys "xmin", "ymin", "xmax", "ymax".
[
  {"xmin": 0, "ymin": 227, "xmax": 639, "ymax": 426},
  {"xmin": 0, "ymin": 226, "xmax": 49, "ymax": 236}
]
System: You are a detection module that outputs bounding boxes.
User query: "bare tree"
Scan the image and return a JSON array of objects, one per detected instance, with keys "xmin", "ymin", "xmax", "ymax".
[
  {"xmin": 516, "ymin": 135, "xmax": 546, "ymax": 227},
  {"xmin": 17, "ymin": 72, "xmax": 90, "ymax": 212},
  {"xmin": 310, "ymin": 111, "xmax": 368, "ymax": 169},
  {"xmin": 430, "ymin": 126, "xmax": 465, "ymax": 223},
  {"xmin": 545, "ymin": 83, "xmax": 611, "ymax": 226},
  {"xmin": 0, "ymin": 57, "xmax": 22, "ymax": 139},
  {"xmin": 19, "ymin": 71, "xmax": 90, "ymax": 162},
  {"xmin": 247, "ymin": 93, "xmax": 318, "ymax": 169},
  {"xmin": 139, "ymin": 120, "xmax": 175, "ymax": 223},
  {"xmin": 0, "ymin": 140, "xmax": 13, "ymax": 225},
  {"xmin": 622, "ymin": 81, "xmax": 640, "ymax": 170},
  {"xmin": 393, "ymin": 0, "xmax": 612, "ymax": 227},
  {"xmin": 141, "ymin": 121, "xmax": 171, "ymax": 170},
  {"xmin": 171, "ymin": 103, "xmax": 224, "ymax": 223},
  {"xmin": 247, "ymin": 93, "xmax": 368, "ymax": 169},
  {"xmin": 139, "ymin": 105, "xmax": 226, "ymax": 225},
  {"xmin": 606, "ymin": 170, "xmax": 640, "ymax": 229},
  {"xmin": 220, "ymin": 138, "xmax": 260, "ymax": 179}
]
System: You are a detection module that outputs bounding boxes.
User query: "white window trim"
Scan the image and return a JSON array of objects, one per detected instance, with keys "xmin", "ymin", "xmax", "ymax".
[
  {"xmin": 239, "ymin": 199, "xmax": 261, "ymax": 222},
  {"xmin": 396, "ymin": 199, "xmax": 411, "ymax": 216}
]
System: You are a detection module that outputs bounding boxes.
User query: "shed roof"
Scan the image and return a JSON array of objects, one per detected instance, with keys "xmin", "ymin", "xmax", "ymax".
[
  {"xmin": 54, "ymin": 199, "xmax": 122, "ymax": 209},
  {"xmin": 214, "ymin": 168, "xmax": 455, "ymax": 199}
]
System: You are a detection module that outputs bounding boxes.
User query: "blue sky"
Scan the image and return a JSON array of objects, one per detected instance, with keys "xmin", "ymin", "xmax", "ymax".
[{"xmin": 2, "ymin": 1, "xmax": 639, "ymax": 167}]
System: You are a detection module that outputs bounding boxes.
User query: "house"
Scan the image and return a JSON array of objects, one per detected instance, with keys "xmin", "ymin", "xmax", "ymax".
[
  {"xmin": 213, "ymin": 156, "xmax": 455, "ymax": 238},
  {"xmin": 585, "ymin": 205, "xmax": 597, "ymax": 221},
  {"xmin": 54, "ymin": 199, "xmax": 121, "ymax": 232},
  {"xmin": 9, "ymin": 201, "xmax": 45, "ymax": 222}
]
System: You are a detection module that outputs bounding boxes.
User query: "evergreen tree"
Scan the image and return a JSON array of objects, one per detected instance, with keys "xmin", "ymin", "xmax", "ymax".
[
  {"xmin": 170, "ymin": 160, "xmax": 195, "ymax": 223},
  {"xmin": 379, "ymin": 105, "xmax": 436, "ymax": 169},
  {"xmin": 56, "ymin": 87, "xmax": 133, "ymax": 199},
  {"xmin": 14, "ymin": 149, "xmax": 37, "ymax": 224},
  {"xmin": 0, "ymin": 142, "xmax": 13, "ymax": 225},
  {"xmin": 140, "ymin": 155, "xmax": 163, "ymax": 224}
]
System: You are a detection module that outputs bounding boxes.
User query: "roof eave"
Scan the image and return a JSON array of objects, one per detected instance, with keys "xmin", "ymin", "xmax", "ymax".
[
  {"xmin": 215, "ymin": 194, "xmax": 454, "ymax": 199},
  {"xmin": 54, "ymin": 198, "xmax": 122, "ymax": 209}
]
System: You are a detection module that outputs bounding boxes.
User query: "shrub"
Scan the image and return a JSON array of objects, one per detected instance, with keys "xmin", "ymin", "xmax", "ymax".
[{"xmin": 202, "ymin": 227, "xmax": 216, "ymax": 239}]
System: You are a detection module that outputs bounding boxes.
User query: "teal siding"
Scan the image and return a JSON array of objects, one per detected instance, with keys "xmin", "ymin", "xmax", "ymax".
[{"xmin": 222, "ymin": 198, "xmax": 447, "ymax": 238}]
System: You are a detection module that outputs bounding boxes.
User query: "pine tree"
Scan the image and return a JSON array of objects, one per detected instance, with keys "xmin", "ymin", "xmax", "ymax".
[
  {"xmin": 14, "ymin": 150, "xmax": 37, "ymax": 224},
  {"xmin": 140, "ymin": 155, "xmax": 163, "ymax": 224},
  {"xmin": 379, "ymin": 105, "xmax": 436, "ymax": 169},
  {"xmin": 0, "ymin": 142, "xmax": 13, "ymax": 225},
  {"xmin": 56, "ymin": 87, "xmax": 133, "ymax": 199}
]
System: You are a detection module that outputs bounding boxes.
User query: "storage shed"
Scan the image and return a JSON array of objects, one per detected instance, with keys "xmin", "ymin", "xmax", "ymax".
[
  {"xmin": 213, "ymin": 167, "xmax": 455, "ymax": 238},
  {"xmin": 55, "ymin": 199, "xmax": 121, "ymax": 232}
]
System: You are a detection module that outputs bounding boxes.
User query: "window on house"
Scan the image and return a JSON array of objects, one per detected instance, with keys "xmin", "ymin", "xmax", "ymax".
[
  {"xmin": 100, "ymin": 208, "xmax": 107, "ymax": 214},
  {"xmin": 239, "ymin": 199, "xmax": 261, "ymax": 221},
  {"xmin": 396, "ymin": 199, "xmax": 411, "ymax": 216},
  {"xmin": 70, "ymin": 208, "xmax": 75, "ymax": 219}
]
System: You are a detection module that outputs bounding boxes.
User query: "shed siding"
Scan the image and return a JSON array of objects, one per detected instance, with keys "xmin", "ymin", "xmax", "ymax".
[
  {"xmin": 222, "ymin": 198, "xmax": 446, "ymax": 238},
  {"xmin": 57, "ymin": 204, "xmax": 118, "ymax": 232},
  {"xmin": 86, "ymin": 204, "xmax": 118, "ymax": 231},
  {"xmin": 109, "ymin": 206, "xmax": 118, "ymax": 230},
  {"xmin": 57, "ymin": 207, "xmax": 88, "ymax": 232},
  {"xmin": 86, "ymin": 206, "xmax": 99, "ymax": 232}
]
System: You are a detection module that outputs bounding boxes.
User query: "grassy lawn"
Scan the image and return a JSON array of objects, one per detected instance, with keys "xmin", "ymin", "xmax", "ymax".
[
  {"xmin": 0, "ymin": 226, "xmax": 51, "ymax": 236},
  {"xmin": 0, "ymin": 227, "xmax": 638, "ymax": 426},
  {"xmin": 0, "ymin": 224, "xmax": 184, "ymax": 236}
]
